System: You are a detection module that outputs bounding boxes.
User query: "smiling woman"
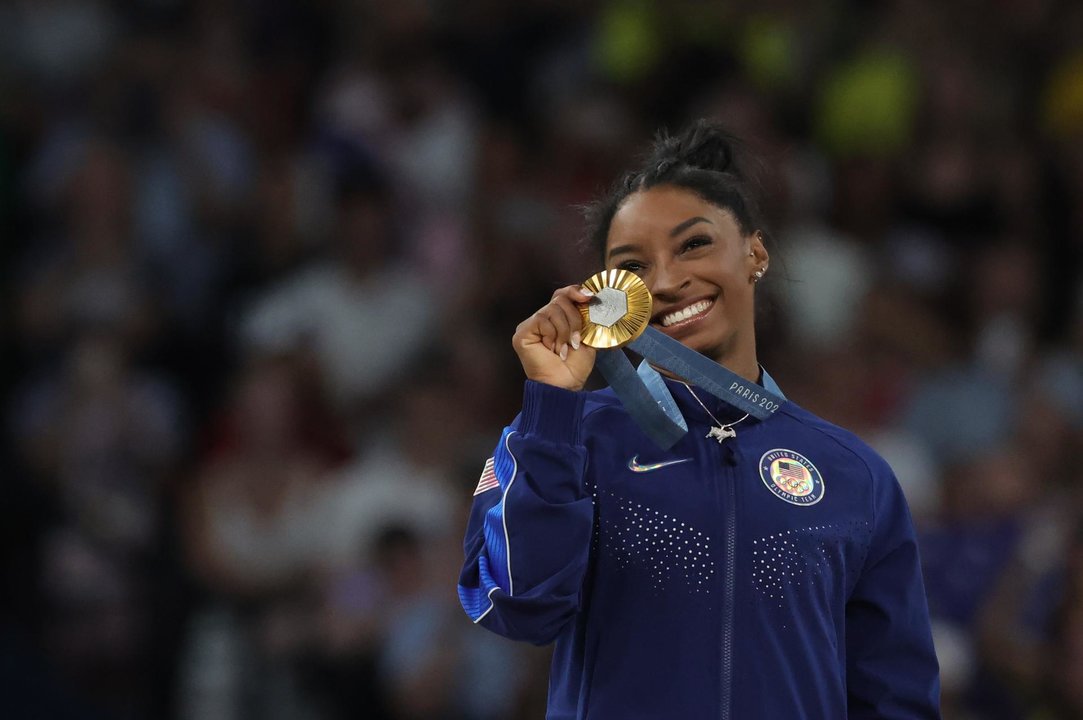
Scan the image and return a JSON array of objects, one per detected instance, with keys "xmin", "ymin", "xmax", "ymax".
[
  {"xmin": 605, "ymin": 187, "xmax": 766, "ymax": 379},
  {"xmin": 588, "ymin": 123, "xmax": 770, "ymax": 383},
  {"xmin": 457, "ymin": 120, "xmax": 942, "ymax": 720}
]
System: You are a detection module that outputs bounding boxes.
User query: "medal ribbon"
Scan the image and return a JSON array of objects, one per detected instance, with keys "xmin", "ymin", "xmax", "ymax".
[{"xmin": 594, "ymin": 326, "xmax": 786, "ymax": 450}]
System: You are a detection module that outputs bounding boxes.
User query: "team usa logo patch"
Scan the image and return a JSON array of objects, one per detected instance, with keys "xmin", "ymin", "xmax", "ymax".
[{"xmin": 758, "ymin": 449, "xmax": 825, "ymax": 506}]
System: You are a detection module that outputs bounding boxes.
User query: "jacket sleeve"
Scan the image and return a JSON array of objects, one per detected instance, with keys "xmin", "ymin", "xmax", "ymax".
[
  {"xmin": 846, "ymin": 466, "xmax": 942, "ymax": 719},
  {"xmin": 457, "ymin": 381, "xmax": 594, "ymax": 645}
]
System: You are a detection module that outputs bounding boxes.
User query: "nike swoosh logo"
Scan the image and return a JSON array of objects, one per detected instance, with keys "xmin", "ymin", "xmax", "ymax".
[{"xmin": 628, "ymin": 455, "xmax": 694, "ymax": 473}]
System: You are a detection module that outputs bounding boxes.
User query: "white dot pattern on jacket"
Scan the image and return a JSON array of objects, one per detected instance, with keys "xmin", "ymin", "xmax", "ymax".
[
  {"xmin": 750, "ymin": 522, "xmax": 872, "ymax": 621},
  {"xmin": 595, "ymin": 489, "xmax": 715, "ymax": 595}
]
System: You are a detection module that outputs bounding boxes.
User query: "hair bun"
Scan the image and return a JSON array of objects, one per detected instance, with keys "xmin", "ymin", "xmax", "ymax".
[
  {"xmin": 583, "ymin": 118, "xmax": 768, "ymax": 260},
  {"xmin": 648, "ymin": 119, "xmax": 739, "ymax": 177}
]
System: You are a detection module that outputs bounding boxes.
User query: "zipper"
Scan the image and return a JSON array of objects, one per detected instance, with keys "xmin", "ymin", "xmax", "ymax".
[{"xmin": 719, "ymin": 441, "xmax": 738, "ymax": 720}]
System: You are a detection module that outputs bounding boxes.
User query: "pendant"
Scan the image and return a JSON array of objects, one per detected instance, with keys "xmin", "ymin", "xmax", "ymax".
[{"xmin": 707, "ymin": 425, "xmax": 736, "ymax": 443}]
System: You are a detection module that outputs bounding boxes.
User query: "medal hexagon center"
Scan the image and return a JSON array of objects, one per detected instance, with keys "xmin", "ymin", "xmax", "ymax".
[{"xmin": 588, "ymin": 287, "xmax": 628, "ymax": 328}]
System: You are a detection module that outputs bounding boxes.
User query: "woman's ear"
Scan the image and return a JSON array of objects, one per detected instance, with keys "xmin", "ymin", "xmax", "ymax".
[{"xmin": 748, "ymin": 231, "xmax": 769, "ymax": 282}]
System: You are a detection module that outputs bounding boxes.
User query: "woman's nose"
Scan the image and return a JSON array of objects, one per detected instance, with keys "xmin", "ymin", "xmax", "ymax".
[{"xmin": 650, "ymin": 263, "xmax": 690, "ymax": 300}]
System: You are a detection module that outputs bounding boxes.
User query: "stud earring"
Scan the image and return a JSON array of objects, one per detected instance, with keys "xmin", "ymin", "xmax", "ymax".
[{"xmin": 753, "ymin": 269, "xmax": 765, "ymax": 281}]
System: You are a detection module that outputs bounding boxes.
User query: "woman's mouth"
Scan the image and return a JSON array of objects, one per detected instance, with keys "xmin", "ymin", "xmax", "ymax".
[{"xmin": 657, "ymin": 298, "xmax": 715, "ymax": 328}]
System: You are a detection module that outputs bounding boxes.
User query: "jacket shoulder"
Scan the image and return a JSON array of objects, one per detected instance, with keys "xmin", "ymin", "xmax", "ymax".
[{"xmin": 778, "ymin": 403, "xmax": 894, "ymax": 482}]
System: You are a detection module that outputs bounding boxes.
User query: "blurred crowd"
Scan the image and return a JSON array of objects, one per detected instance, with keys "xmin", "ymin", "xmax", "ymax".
[{"xmin": 2, "ymin": 0, "xmax": 1082, "ymax": 718}]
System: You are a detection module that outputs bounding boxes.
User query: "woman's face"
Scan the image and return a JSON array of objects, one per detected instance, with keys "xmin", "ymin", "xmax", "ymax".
[{"xmin": 604, "ymin": 186, "xmax": 767, "ymax": 365}]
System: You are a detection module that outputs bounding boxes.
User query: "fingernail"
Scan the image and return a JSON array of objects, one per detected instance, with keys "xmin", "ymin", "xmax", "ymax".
[
  {"xmin": 571, "ymin": 332, "xmax": 581, "ymax": 350},
  {"xmin": 560, "ymin": 344, "xmax": 568, "ymax": 361},
  {"xmin": 580, "ymin": 287, "xmax": 594, "ymax": 297}
]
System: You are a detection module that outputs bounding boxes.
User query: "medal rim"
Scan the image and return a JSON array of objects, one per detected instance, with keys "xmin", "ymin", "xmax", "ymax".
[{"xmin": 578, "ymin": 270, "xmax": 653, "ymax": 349}]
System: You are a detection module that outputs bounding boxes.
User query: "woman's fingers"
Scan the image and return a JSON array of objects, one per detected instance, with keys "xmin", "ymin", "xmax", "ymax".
[
  {"xmin": 540, "ymin": 306, "xmax": 572, "ymax": 357},
  {"xmin": 534, "ymin": 313, "xmax": 560, "ymax": 352},
  {"xmin": 548, "ymin": 285, "xmax": 593, "ymax": 351},
  {"xmin": 523, "ymin": 287, "xmax": 590, "ymax": 349},
  {"xmin": 512, "ymin": 284, "xmax": 598, "ymax": 391}
]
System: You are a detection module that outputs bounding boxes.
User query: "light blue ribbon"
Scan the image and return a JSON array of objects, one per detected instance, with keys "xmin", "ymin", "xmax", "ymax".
[{"xmin": 594, "ymin": 326, "xmax": 787, "ymax": 449}]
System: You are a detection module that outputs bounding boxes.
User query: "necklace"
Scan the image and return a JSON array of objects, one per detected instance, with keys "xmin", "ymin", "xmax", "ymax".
[{"xmin": 681, "ymin": 383, "xmax": 750, "ymax": 444}]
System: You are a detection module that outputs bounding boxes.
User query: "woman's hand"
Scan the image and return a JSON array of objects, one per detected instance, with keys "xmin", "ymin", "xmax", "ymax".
[{"xmin": 513, "ymin": 285, "xmax": 597, "ymax": 391}]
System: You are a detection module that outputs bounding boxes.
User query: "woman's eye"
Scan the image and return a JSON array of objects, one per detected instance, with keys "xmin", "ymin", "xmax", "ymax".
[
  {"xmin": 618, "ymin": 260, "xmax": 646, "ymax": 272},
  {"xmin": 682, "ymin": 236, "xmax": 712, "ymax": 252}
]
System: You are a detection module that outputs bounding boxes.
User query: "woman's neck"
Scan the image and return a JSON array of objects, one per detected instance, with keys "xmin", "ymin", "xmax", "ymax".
[{"xmin": 651, "ymin": 352, "xmax": 761, "ymax": 385}]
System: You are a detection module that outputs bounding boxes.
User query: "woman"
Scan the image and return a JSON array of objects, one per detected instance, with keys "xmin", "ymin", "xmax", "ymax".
[{"xmin": 457, "ymin": 120, "xmax": 941, "ymax": 719}]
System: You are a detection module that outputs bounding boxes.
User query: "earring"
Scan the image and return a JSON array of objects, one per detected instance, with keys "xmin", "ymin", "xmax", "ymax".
[{"xmin": 753, "ymin": 269, "xmax": 765, "ymax": 281}]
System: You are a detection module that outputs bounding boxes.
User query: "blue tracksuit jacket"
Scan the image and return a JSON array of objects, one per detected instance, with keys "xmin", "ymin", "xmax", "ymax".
[{"xmin": 458, "ymin": 376, "xmax": 941, "ymax": 719}]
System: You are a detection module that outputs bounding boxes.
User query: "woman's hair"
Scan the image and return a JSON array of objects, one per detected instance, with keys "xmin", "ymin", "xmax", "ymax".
[{"xmin": 583, "ymin": 119, "xmax": 769, "ymax": 262}]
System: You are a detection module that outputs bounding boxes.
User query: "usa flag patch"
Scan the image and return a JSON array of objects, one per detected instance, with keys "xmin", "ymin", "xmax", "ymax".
[
  {"xmin": 473, "ymin": 457, "xmax": 499, "ymax": 496},
  {"xmin": 758, "ymin": 448, "xmax": 824, "ymax": 506}
]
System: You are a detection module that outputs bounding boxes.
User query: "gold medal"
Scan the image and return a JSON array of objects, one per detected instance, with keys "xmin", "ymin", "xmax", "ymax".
[{"xmin": 578, "ymin": 269, "xmax": 653, "ymax": 348}]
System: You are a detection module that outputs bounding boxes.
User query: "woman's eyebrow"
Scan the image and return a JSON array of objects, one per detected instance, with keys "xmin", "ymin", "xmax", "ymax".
[
  {"xmin": 607, "ymin": 243, "xmax": 640, "ymax": 260},
  {"xmin": 608, "ymin": 216, "xmax": 714, "ymax": 259},
  {"xmin": 670, "ymin": 216, "xmax": 712, "ymax": 237}
]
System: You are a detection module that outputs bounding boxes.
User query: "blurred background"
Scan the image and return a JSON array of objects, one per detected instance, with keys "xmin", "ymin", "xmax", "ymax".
[{"xmin": 1, "ymin": 0, "xmax": 1082, "ymax": 718}]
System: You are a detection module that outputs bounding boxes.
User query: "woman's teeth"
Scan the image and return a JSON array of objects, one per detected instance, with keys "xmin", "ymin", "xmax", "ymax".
[{"xmin": 661, "ymin": 300, "xmax": 713, "ymax": 327}]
